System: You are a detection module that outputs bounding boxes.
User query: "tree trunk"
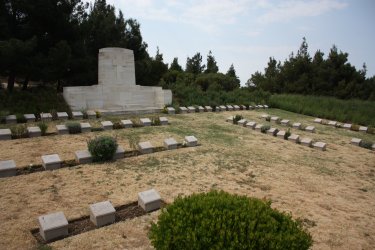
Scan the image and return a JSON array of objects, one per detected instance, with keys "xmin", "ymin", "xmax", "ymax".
[
  {"xmin": 57, "ymin": 79, "xmax": 63, "ymax": 92},
  {"xmin": 22, "ymin": 75, "xmax": 29, "ymax": 90},
  {"xmin": 7, "ymin": 72, "xmax": 15, "ymax": 92}
]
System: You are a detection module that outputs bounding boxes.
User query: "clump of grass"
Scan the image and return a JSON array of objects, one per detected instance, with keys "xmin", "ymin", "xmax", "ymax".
[
  {"xmin": 66, "ymin": 122, "xmax": 81, "ymax": 134},
  {"xmin": 11, "ymin": 124, "xmax": 28, "ymax": 139},
  {"xmin": 359, "ymin": 140, "xmax": 373, "ymax": 150},
  {"xmin": 261, "ymin": 125, "xmax": 271, "ymax": 133},
  {"xmin": 232, "ymin": 115, "xmax": 243, "ymax": 124},
  {"xmin": 95, "ymin": 110, "xmax": 101, "ymax": 118},
  {"xmin": 16, "ymin": 113, "xmax": 26, "ymax": 123},
  {"xmin": 284, "ymin": 128, "xmax": 291, "ymax": 140},
  {"xmin": 113, "ymin": 121, "xmax": 124, "ymax": 129},
  {"xmin": 38, "ymin": 122, "xmax": 48, "ymax": 136},
  {"xmin": 152, "ymin": 117, "xmax": 161, "ymax": 126}
]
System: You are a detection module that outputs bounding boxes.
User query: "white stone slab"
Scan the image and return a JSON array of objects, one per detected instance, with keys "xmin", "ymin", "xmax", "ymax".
[
  {"xmin": 56, "ymin": 124, "xmax": 69, "ymax": 135},
  {"xmin": 342, "ymin": 123, "xmax": 352, "ymax": 129},
  {"xmin": 167, "ymin": 107, "xmax": 175, "ymax": 114},
  {"xmin": 187, "ymin": 106, "xmax": 196, "ymax": 113},
  {"xmin": 248, "ymin": 105, "xmax": 254, "ymax": 110},
  {"xmin": 89, "ymin": 201, "xmax": 116, "ymax": 227},
  {"xmin": 80, "ymin": 122, "xmax": 91, "ymax": 133},
  {"xmin": 0, "ymin": 160, "xmax": 17, "ymax": 178},
  {"xmin": 300, "ymin": 138, "xmax": 312, "ymax": 147},
  {"xmin": 72, "ymin": 111, "xmax": 83, "ymax": 119},
  {"xmin": 246, "ymin": 121, "xmax": 257, "ymax": 129},
  {"xmin": 288, "ymin": 134, "xmax": 300, "ymax": 143},
  {"xmin": 226, "ymin": 116, "xmax": 234, "ymax": 122},
  {"xmin": 314, "ymin": 118, "xmax": 322, "ymax": 124},
  {"xmin": 350, "ymin": 138, "xmax": 362, "ymax": 146},
  {"xmin": 0, "ymin": 128, "xmax": 12, "ymax": 140},
  {"xmin": 264, "ymin": 105, "xmax": 269, "ymax": 108},
  {"xmin": 113, "ymin": 146, "xmax": 125, "ymax": 160},
  {"xmin": 40, "ymin": 113, "xmax": 52, "ymax": 121},
  {"xmin": 179, "ymin": 107, "xmax": 188, "ymax": 114},
  {"xmin": 359, "ymin": 126, "xmax": 368, "ymax": 132},
  {"xmin": 198, "ymin": 106, "xmax": 204, "ymax": 112},
  {"xmin": 86, "ymin": 110, "xmax": 97, "ymax": 119},
  {"xmin": 5, "ymin": 115, "xmax": 17, "ymax": 124},
  {"xmin": 75, "ymin": 150, "xmax": 93, "ymax": 164},
  {"xmin": 138, "ymin": 141, "xmax": 154, "ymax": 154},
  {"xmin": 204, "ymin": 106, "xmax": 212, "ymax": 112},
  {"xmin": 233, "ymin": 105, "xmax": 240, "ymax": 110},
  {"xmin": 42, "ymin": 154, "xmax": 62, "ymax": 170},
  {"xmin": 214, "ymin": 106, "xmax": 220, "ymax": 112},
  {"xmin": 292, "ymin": 123, "xmax": 302, "ymax": 129},
  {"xmin": 24, "ymin": 114, "xmax": 36, "ymax": 123},
  {"xmin": 57, "ymin": 112, "xmax": 68, "ymax": 120},
  {"xmin": 120, "ymin": 120, "xmax": 133, "ymax": 128},
  {"xmin": 276, "ymin": 130, "xmax": 286, "ymax": 139},
  {"xmin": 258, "ymin": 105, "xmax": 264, "ymax": 109},
  {"xmin": 305, "ymin": 126, "xmax": 316, "ymax": 133},
  {"xmin": 237, "ymin": 119, "xmax": 247, "ymax": 126},
  {"xmin": 240, "ymin": 105, "xmax": 247, "ymax": 110},
  {"xmin": 164, "ymin": 138, "xmax": 178, "ymax": 150},
  {"xmin": 226, "ymin": 105, "xmax": 234, "ymax": 111},
  {"xmin": 138, "ymin": 189, "xmax": 161, "ymax": 212},
  {"xmin": 159, "ymin": 117, "xmax": 168, "ymax": 125},
  {"xmin": 280, "ymin": 119, "xmax": 290, "ymax": 125},
  {"xmin": 219, "ymin": 105, "xmax": 227, "ymax": 111},
  {"xmin": 372, "ymin": 144, "xmax": 375, "ymax": 151},
  {"xmin": 254, "ymin": 124, "xmax": 263, "ymax": 131},
  {"xmin": 267, "ymin": 128, "xmax": 278, "ymax": 136},
  {"xmin": 271, "ymin": 116, "xmax": 280, "ymax": 122},
  {"xmin": 313, "ymin": 142, "xmax": 327, "ymax": 151},
  {"xmin": 328, "ymin": 121, "xmax": 337, "ymax": 126},
  {"xmin": 101, "ymin": 121, "xmax": 113, "ymax": 130},
  {"xmin": 27, "ymin": 126, "xmax": 41, "ymax": 137},
  {"xmin": 185, "ymin": 135, "xmax": 198, "ymax": 147},
  {"xmin": 140, "ymin": 118, "xmax": 151, "ymax": 126},
  {"xmin": 38, "ymin": 211, "xmax": 68, "ymax": 241},
  {"xmin": 261, "ymin": 114, "xmax": 270, "ymax": 119}
]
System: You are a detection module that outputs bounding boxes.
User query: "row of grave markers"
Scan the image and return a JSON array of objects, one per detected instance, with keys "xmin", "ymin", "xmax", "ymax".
[
  {"xmin": 227, "ymin": 117, "xmax": 327, "ymax": 151},
  {"xmin": 350, "ymin": 138, "xmax": 375, "ymax": 151},
  {"xmin": 260, "ymin": 114, "xmax": 316, "ymax": 133},
  {"xmin": 0, "ymin": 117, "xmax": 169, "ymax": 140},
  {"xmin": 3, "ymin": 111, "xmax": 98, "ymax": 124},
  {"xmin": 37, "ymin": 188, "xmax": 162, "ymax": 242},
  {"xmin": 313, "ymin": 118, "xmax": 369, "ymax": 133},
  {"xmin": 0, "ymin": 135, "xmax": 198, "ymax": 178},
  {"xmin": 166, "ymin": 104, "xmax": 269, "ymax": 114}
]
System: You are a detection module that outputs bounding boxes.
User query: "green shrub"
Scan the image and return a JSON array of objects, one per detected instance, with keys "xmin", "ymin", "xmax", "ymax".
[
  {"xmin": 152, "ymin": 117, "xmax": 161, "ymax": 126},
  {"xmin": 261, "ymin": 125, "xmax": 271, "ymax": 133},
  {"xmin": 11, "ymin": 124, "xmax": 28, "ymax": 139},
  {"xmin": 50, "ymin": 109, "xmax": 58, "ymax": 120},
  {"xmin": 161, "ymin": 106, "xmax": 168, "ymax": 114},
  {"xmin": 351, "ymin": 124, "xmax": 360, "ymax": 131},
  {"xmin": 66, "ymin": 122, "xmax": 81, "ymax": 134},
  {"xmin": 95, "ymin": 110, "xmax": 101, "ymax": 118},
  {"xmin": 149, "ymin": 190, "xmax": 312, "ymax": 250},
  {"xmin": 113, "ymin": 121, "xmax": 124, "ymax": 129},
  {"xmin": 232, "ymin": 114, "xmax": 243, "ymax": 124},
  {"xmin": 359, "ymin": 140, "xmax": 373, "ymax": 150},
  {"xmin": 87, "ymin": 136, "xmax": 118, "ymax": 162},
  {"xmin": 16, "ymin": 113, "xmax": 26, "ymax": 123},
  {"xmin": 367, "ymin": 126, "xmax": 375, "ymax": 134},
  {"xmin": 265, "ymin": 116, "xmax": 271, "ymax": 122},
  {"xmin": 38, "ymin": 122, "xmax": 48, "ymax": 136},
  {"xmin": 81, "ymin": 109, "xmax": 88, "ymax": 119},
  {"xmin": 284, "ymin": 128, "xmax": 291, "ymax": 140}
]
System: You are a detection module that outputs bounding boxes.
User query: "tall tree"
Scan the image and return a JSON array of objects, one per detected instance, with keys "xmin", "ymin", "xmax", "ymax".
[
  {"xmin": 186, "ymin": 52, "xmax": 205, "ymax": 74},
  {"xmin": 169, "ymin": 57, "xmax": 183, "ymax": 72},
  {"xmin": 226, "ymin": 64, "xmax": 240, "ymax": 87},
  {"xmin": 205, "ymin": 50, "xmax": 219, "ymax": 73}
]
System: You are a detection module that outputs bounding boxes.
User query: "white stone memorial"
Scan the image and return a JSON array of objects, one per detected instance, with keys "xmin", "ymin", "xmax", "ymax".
[
  {"xmin": 198, "ymin": 106, "xmax": 204, "ymax": 112},
  {"xmin": 313, "ymin": 118, "xmax": 322, "ymax": 124},
  {"xmin": 271, "ymin": 116, "xmax": 280, "ymax": 122},
  {"xmin": 350, "ymin": 138, "xmax": 362, "ymax": 146},
  {"xmin": 276, "ymin": 130, "xmax": 286, "ymax": 139},
  {"xmin": 40, "ymin": 113, "xmax": 52, "ymax": 121},
  {"xmin": 237, "ymin": 119, "xmax": 247, "ymax": 126},
  {"xmin": 219, "ymin": 105, "xmax": 227, "ymax": 111},
  {"xmin": 72, "ymin": 111, "xmax": 83, "ymax": 119},
  {"xmin": 138, "ymin": 141, "xmax": 154, "ymax": 154},
  {"xmin": 292, "ymin": 123, "xmax": 302, "ymax": 129},
  {"xmin": 138, "ymin": 189, "xmax": 161, "ymax": 212},
  {"xmin": 56, "ymin": 125, "xmax": 69, "ymax": 135},
  {"xmin": 246, "ymin": 121, "xmax": 257, "ymax": 129},
  {"xmin": 0, "ymin": 128, "xmax": 12, "ymax": 140},
  {"xmin": 86, "ymin": 110, "xmax": 97, "ymax": 119},
  {"xmin": 140, "ymin": 118, "xmax": 151, "ymax": 126},
  {"xmin": 313, "ymin": 141, "xmax": 327, "ymax": 151},
  {"xmin": 0, "ymin": 160, "xmax": 17, "ymax": 178},
  {"xmin": 305, "ymin": 126, "xmax": 316, "ymax": 133},
  {"xmin": 328, "ymin": 121, "xmax": 337, "ymax": 126},
  {"xmin": 300, "ymin": 138, "xmax": 312, "ymax": 147},
  {"xmin": 267, "ymin": 128, "xmax": 278, "ymax": 136},
  {"xmin": 42, "ymin": 154, "xmax": 62, "ymax": 170},
  {"xmin": 226, "ymin": 116, "xmax": 234, "ymax": 122},
  {"xmin": 57, "ymin": 112, "xmax": 68, "ymax": 120},
  {"xmin": 233, "ymin": 105, "xmax": 240, "ymax": 111},
  {"xmin": 89, "ymin": 201, "xmax": 116, "ymax": 227},
  {"xmin": 113, "ymin": 146, "xmax": 125, "ymax": 160},
  {"xmin": 80, "ymin": 122, "xmax": 91, "ymax": 133},
  {"xmin": 5, "ymin": 115, "xmax": 17, "ymax": 124},
  {"xmin": 187, "ymin": 106, "xmax": 196, "ymax": 113},
  {"xmin": 164, "ymin": 138, "xmax": 178, "ymax": 150},
  {"xmin": 167, "ymin": 107, "xmax": 175, "ymax": 114},
  {"xmin": 27, "ymin": 127, "xmax": 41, "ymax": 137},
  {"xmin": 280, "ymin": 119, "xmax": 290, "ymax": 126},
  {"xmin": 101, "ymin": 121, "xmax": 113, "ymax": 130},
  {"xmin": 288, "ymin": 134, "xmax": 300, "ymax": 143},
  {"xmin": 359, "ymin": 126, "xmax": 368, "ymax": 132},
  {"xmin": 38, "ymin": 211, "xmax": 68, "ymax": 241},
  {"xmin": 121, "ymin": 119, "xmax": 133, "ymax": 128},
  {"xmin": 226, "ymin": 105, "xmax": 234, "ymax": 111},
  {"xmin": 179, "ymin": 107, "xmax": 188, "ymax": 114},
  {"xmin": 24, "ymin": 114, "xmax": 36, "ymax": 123},
  {"xmin": 204, "ymin": 106, "xmax": 212, "ymax": 112},
  {"xmin": 75, "ymin": 150, "xmax": 93, "ymax": 164},
  {"xmin": 63, "ymin": 48, "xmax": 172, "ymax": 114},
  {"xmin": 159, "ymin": 117, "xmax": 168, "ymax": 125},
  {"xmin": 185, "ymin": 135, "xmax": 198, "ymax": 147}
]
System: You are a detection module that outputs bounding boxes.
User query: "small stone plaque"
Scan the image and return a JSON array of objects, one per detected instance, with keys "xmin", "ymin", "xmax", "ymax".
[
  {"xmin": 276, "ymin": 130, "xmax": 286, "ymax": 139},
  {"xmin": 40, "ymin": 113, "xmax": 52, "ymax": 121},
  {"xmin": 179, "ymin": 107, "xmax": 188, "ymax": 114},
  {"xmin": 292, "ymin": 123, "xmax": 302, "ymax": 129},
  {"xmin": 263, "ymin": 105, "xmax": 269, "ymax": 109},
  {"xmin": 237, "ymin": 119, "xmax": 247, "ymax": 126},
  {"xmin": 258, "ymin": 105, "xmax": 264, "ymax": 109},
  {"xmin": 0, "ymin": 128, "xmax": 12, "ymax": 140},
  {"xmin": 56, "ymin": 125, "xmax": 69, "ymax": 135},
  {"xmin": 72, "ymin": 111, "xmax": 83, "ymax": 119},
  {"xmin": 38, "ymin": 211, "xmax": 68, "ymax": 241},
  {"xmin": 75, "ymin": 150, "xmax": 93, "ymax": 164},
  {"xmin": 246, "ymin": 121, "xmax": 256, "ymax": 129},
  {"xmin": 86, "ymin": 110, "xmax": 96, "ymax": 119},
  {"xmin": 101, "ymin": 121, "xmax": 113, "ymax": 130},
  {"xmin": 267, "ymin": 128, "xmax": 278, "ymax": 136},
  {"xmin": 261, "ymin": 114, "xmax": 270, "ymax": 119},
  {"xmin": 219, "ymin": 105, "xmax": 227, "ymax": 111},
  {"xmin": 328, "ymin": 121, "xmax": 337, "ymax": 126},
  {"xmin": 359, "ymin": 126, "xmax": 368, "ymax": 132},
  {"xmin": 233, "ymin": 105, "xmax": 240, "ymax": 110},
  {"xmin": 57, "ymin": 112, "xmax": 68, "ymax": 120},
  {"xmin": 198, "ymin": 106, "xmax": 204, "ymax": 112},
  {"xmin": 314, "ymin": 118, "xmax": 322, "ymax": 124},
  {"xmin": 305, "ymin": 126, "xmax": 316, "ymax": 133},
  {"xmin": 226, "ymin": 105, "xmax": 234, "ymax": 111},
  {"xmin": 342, "ymin": 123, "xmax": 352, "ymax": 129},
  {"xmin": 187, "ymin": 106, "xmax": 196, "ymax": 113},
  {"xmin": 113, "ymin": 146, "xmax": 125, "ymax": 160},
  {"xmin": 185, "ymin": 135, "xmax": 198, "ymax": 147},
  {"xmin": 350, "ymin": 138, "xmax": 362, "ymax": 146},
  {"xmin": 240, "ymin": 105, "xmax": 247, "ymax": 110},
  {"xmin": 89, "ymin": 201, "xmax": 116, "ymax": 227},
  {"xmin": 80, "ymin": 122, "xmax": 91, "ymax": 133},
  {"xmin": 254, "ymin": 124, "xmax": 263, "ymax": 131},
  {"xmin": 214, "ymin": 106, "xmax": 221, "ymax": 112},
  {"xmin": 42, "ymin": 154, "xmax": 62, "ymax": 170},
  {"xmin": 288, "ymin": 134, "xmax": 300, "ymax": 143},
  {"xmin": 138, "ymin": 141, "xmax": 154, "ymax": 154},
  {"xmin": 248, "ymin": 105, "xmax": 254, "ymax": 110},
  {"xmin": 271, "ymin": 116, "xmax": 280, "ymax": 122},
  {"xmin": 0, "ymin": 160, "xmax": 17, "ymax": 178},
  {"xmin": 138, "ymin": 189, "xmax": 161, "ymax": 212},
  {"xmin": 204, "ymin": 106, "xmax": 212, "ymax": 112},
  {"xmin": 27, "ymin": 126, "xmax": 42, "ymax": 137},
  {"xmin": 164, "ymin": 138, "xmax": 178, "ymax": 150},
  {"xmin": 140, "ymin": 118, "xmax": 151, "ymax": 126},
  {"xmin": 313, "ymin": 141, "xmax": 327, "ymax": 151},
  {"xmin": 159, "ymin": 117, "xmax": 168, "ymax": 125},
  {"xmin": 226, "ymin": 116, "xmax": 234, "ymax": 122},
  {"xmin": 5, "ymin": 115, "xmax": 17, "ymax": 124},
  {"xmin": 167, "ymin": 107, "xmax": 175, "ymax": 114},
  {"xmin": 300, "ymin": 138, "xmax": 312, "ymax": 147},
  {"xmin": 121, "ymin": 119, "xmax": 133, "ymax": 128},
  {"xmin": 280, "ymin": 119, "xmax": 290, "ymax": 126},
  {"xmin": 24, "ymin": 114, "xmax": 36, "ymax": 123}
]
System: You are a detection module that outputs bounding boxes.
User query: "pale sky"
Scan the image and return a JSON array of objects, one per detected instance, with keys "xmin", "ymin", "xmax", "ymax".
[{"xmin": 90, "ymin": 0, "xmax": 375, "ymax": 85}]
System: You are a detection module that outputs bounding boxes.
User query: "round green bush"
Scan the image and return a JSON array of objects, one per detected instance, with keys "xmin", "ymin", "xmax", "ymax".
[
  {"xmin": 149, "ymin": 190, "xmax": 312, "ymax": 250},
  {"xmin": 233, "ymin": 114, "xmax": 243, "ymax": 124},
  {"xmin": 87, "ymin": 136, "xmax": 118, "ymax": 162},
  {"xmin": 66, "ymin": 122, "xmax": 81, "ymax": 134}
]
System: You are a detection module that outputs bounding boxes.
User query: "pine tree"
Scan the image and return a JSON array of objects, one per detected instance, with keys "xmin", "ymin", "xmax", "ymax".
[{"xmin": 205, "ymin": 50, "xmax": 219, "ymax": 73}]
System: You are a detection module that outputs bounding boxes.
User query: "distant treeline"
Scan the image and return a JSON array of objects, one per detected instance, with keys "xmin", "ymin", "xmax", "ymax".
[{"xmin": 248, "ymin": 38, "xmax": 375, "ymax": 100}]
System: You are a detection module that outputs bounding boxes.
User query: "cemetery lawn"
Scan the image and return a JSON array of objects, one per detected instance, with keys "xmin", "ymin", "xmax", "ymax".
[{"xmin": 0, "ymin": 109, "xmax": 375, "ymax": 249}]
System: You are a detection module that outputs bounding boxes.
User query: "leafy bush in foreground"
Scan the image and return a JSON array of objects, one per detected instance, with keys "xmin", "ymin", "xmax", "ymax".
[
  {"xmin": 66, "ymin": 122, "xmax": 81, "ymax": 134},
  {"xmin": 149, "ymin": 190, "xmax": 312, "ymax": 250},
  {"xmin": 87, "ymin": 136, "xmax": 118, "ymax": 162}
]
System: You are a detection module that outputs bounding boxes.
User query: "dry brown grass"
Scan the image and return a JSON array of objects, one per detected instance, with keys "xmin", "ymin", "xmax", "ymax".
[{"xmin": 0, "ymin": 109, "xmax": 374, "ymax": 250}]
